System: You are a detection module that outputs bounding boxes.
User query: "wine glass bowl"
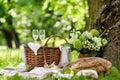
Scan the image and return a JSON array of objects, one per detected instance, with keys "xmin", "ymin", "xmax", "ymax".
[
  {"xmin": 32, "ymin": 29, "xmax": 38, "ymax": 41},
  {"xmin": 39, "ymin": 30, "xmax": 45, "ymax": 41}
]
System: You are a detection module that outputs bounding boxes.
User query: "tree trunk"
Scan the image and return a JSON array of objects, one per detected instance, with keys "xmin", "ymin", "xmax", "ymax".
[
  {"xmin": 0, "ymin": 14, "xmax": 20, "ymax": 48},
  {"xmin": 1, "ymin": 29, "xmax": 13, "ymax": 48},
  {"xmin": 87, "ymin": 0, "xmax": 120, "ymax": 69},
  {"xmin": 0, "ymin": 28, "xmax": 20, "ymax": 48},
  {"xmin": 10, "ymin": 28, "xmax": 20, "ymax": 48},
  {"xmin": 6, "ymin": 14, "xmax": 20, "ymax": 48}
]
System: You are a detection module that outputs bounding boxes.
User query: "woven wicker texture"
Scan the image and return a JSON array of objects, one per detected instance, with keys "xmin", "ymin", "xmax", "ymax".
[{"xmin": 24, "ymin": 35, "xmax": 68, "ymax": 70}]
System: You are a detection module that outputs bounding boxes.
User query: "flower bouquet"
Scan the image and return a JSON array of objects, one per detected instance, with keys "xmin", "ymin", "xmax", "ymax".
[{"xmin": 68, "ymin": 29, "xmax": 108, "ymax": 59}]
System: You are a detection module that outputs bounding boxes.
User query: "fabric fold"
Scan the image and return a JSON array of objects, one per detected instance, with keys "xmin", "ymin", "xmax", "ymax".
[
  {"xmin": 27, "ymin": 42, "xmax": 42, "ymax": 55},
  {"xmin": 59, "ymin": 46, "xmax": 70, "ymax": 67}
]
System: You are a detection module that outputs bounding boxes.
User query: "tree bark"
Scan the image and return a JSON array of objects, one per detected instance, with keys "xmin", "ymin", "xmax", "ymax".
[
  {"xmin": 1, "ymin": 29, "xmax": 13, "ymax": 48},
  {"xmin": 87, "ymin": 0, "xmax": 120, "ymax": 69},
  {"xmin": 0, "ymin": 28, "xmax": 20, "ymax": 48},
  {"xmin": 0, "ymin": 14, "xmax": 20, "ymax": 48},
  {"xmin": 6, "ymin": 14, "xmax": 20, "ymax": 48},
  {"xmin": 10, "ymin": 28, "xmax": 20, "ymax": 48}
]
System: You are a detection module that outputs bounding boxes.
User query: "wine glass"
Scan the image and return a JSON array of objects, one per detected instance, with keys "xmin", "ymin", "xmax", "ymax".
[
  {"xmin": 32, "ymin": 29, "xmax": 38, "ymax": 41},
  {"xmin": 39, "ymin": 29, "xmax": 45, "ymax": 44}
]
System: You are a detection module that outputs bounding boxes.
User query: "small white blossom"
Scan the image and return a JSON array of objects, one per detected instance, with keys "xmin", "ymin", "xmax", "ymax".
[
  {"xmin": 82, "ymin": 31, "xmax": 93, "ymax": 39},
  {"xmin": 69, "ymin": 30, "xmax": 107, "ymax": 52},
  {"xmin": 92, "ymin": 37, "xmax": 102, "ymax": 47},
  {"xmin": 102, "ymin": 38, "xmax": 108, "ymax": 46},
  {"xmin": 69, "ymin": 31, "xmax": 81, "ymax": 44}
]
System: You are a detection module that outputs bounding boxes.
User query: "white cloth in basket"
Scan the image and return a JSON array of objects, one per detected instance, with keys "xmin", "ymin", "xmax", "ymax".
[
  {"xmin": 20, "ymin": 42, "xmax": 42, "ymax": 63},
  {"xmin": 59, "ymin": 46, "xmax": 70, "ymax": 67},
  {"xmin": 28, "ymin": 42, "xmax": 42, "ymax": 55}
]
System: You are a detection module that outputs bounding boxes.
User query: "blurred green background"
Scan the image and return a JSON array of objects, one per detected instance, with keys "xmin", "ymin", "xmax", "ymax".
[
  {"xmin": 0, "ymin": 0, "xmax": 120, "ymax": 80},
  {"xmin": 0, "ymin": 0, "xmax": 88, "ymax": 48}
]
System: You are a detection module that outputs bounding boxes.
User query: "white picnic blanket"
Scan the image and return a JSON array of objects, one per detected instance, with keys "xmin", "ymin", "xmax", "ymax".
[
  {"xmin": 0, "ymin": 63, "xmax": 62, "ymax": 79},
  {"xmin": 0, "ymin": 63, "xmax": 98, "ymax": 79}
]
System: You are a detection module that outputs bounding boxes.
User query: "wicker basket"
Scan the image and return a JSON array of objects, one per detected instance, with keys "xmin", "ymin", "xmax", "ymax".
[{"xmin": 24, "ymin": 35, "xmax": 68, "ymax": 70}]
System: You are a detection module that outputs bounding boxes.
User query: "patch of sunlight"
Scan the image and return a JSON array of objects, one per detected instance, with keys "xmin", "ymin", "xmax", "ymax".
[
  {"xmin": 0, "ymin": 46, "xmax": 7, "ymax": 50},
  {"xmin": 0, "ymin": 46, "xmax": 22, "ymax": 67}
]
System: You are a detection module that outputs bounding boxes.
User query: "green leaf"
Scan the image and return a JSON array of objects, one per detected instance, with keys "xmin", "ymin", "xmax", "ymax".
[
  {"xmin": 63, "ymin": 67, "xmax": 74, "ymax": 75},
  {"xmin": 70, "ymin": 50, "xmax": 80, "ymax": 61},
  {"xmin": 90, "ymin": 29, "xmax": 100, "ymax": 37},
  {"xmin": 89, "ymin": 51, "xmax": 98, "ymax": 57},
  {"xmin": 73, "ymin": 39, "xmax": 82, "ymax": 51}
]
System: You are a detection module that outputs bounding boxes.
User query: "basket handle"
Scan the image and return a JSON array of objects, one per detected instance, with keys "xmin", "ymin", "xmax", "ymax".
[
  {"xmin": 43, "ymin": 35, "xmax": 68, "ymax": 67},
  {"xmin": 44, "ymin": 35, "xmax": 68, "ymax": 46}
]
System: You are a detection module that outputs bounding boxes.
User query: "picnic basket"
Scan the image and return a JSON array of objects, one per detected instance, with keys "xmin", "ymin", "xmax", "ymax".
[{"xmin": 24, "ymin": 35, "xmax": 68, "ymax": 70}]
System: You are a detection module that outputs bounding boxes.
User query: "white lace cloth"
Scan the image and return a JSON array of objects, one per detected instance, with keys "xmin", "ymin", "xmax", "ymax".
[
  {"xmin": 27, "ymin": 42, "xmax": 42, "ymax": 55},
  {"xmin": 0, "ymin": 63, "xmax": 98, "ymax": 79},
  {"xmin": 59, "ymin": 46, "xmax": 70, "ymax": 67},
  {"xmin": 76, "ymin": 69, "xmax": 98, "ymax": 79},
  {"xmin": 0, "ymin": 63, "xmax": 62, "ymax": 79}
]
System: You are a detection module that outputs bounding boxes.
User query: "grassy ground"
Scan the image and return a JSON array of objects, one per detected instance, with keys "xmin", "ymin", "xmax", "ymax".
[
  {"xmin": 0, "ymin": 46, "xmax": 22, "ymax": 68},
  {"xmin": 0, "ymin": 46, "xmax": 120, "ymax": 80}
]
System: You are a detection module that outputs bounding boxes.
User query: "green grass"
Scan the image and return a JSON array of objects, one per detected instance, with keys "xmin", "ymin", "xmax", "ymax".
[
  {"xmin": 0, "ymin": 47, "xmax": 22, "ymax": 67},
  {"xmin": 0, "ymin": 46, "xmax": 120, "ymax": 80},
  {"xmin": 0, "ymin": 46, "xmax": 37, "ymax": 80}
]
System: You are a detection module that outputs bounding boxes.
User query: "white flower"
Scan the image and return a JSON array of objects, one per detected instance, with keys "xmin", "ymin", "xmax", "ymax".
[
  {"xmin": 69, "ymin": 30, "xmax": 107, "ymax": 52},
  {"xmin": 69, "ymin": 31, "xmax": 81, "ymax": 44},
  {"xmin": 69, "ymin": 32, "xmax": 77, "ymax": 43},
  {"xmin": 92, "ymin": 37, "xmax": 102, "ymax": 47},
  {"xmin": 82, "ymin": 31, "xmax": 93, "ymax": 39}
]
